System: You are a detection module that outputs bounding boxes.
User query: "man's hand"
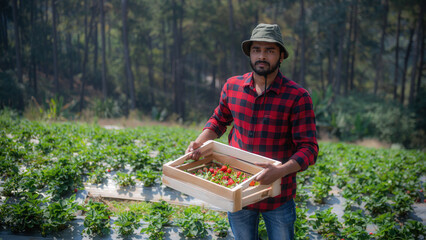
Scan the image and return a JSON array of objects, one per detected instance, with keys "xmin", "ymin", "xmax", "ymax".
[
  {"xmin": 255, "ymin": 159, "xmax": 301, "ymax": 185},
  {"xmin": 185, "ymin": 141, "xmax": 202, "ymax": 160},
  {"xmin": 254, "ymin": 162, "xmax": 285, "ymax": 185},
  {"xmin": 185, "ymin": 129, "xmax": 219, "ymax": 161}
]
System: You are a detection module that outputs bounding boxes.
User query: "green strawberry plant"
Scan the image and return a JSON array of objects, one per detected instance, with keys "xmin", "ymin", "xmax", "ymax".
[
  {"xmin": 294, "ymin": 206, "xmax": 309, "ymax": 240},
  {"xmin": 41, "ymin": 195, "xmax": 79, "ymax": 236},
  {"xmin": 114, "ymin": 172, "xmax": 136, "ymax": 187},
  {"xmin": 82, "ymin": 200, "xmax": 111, "ymax": 237},
  {"xmin": 140, "ymin": 200, "xmax": 173, "ymax": 240},
  {"xmin": 114, "ymin": 211, "xmax": 141, "ymax": 236},
  {"xmin": 136, "ymin": 168, "xmax": 160, "ymax": 187},
  {"xmin": 87, "ymin": 167, "xmax": 107, "ymax": 184},
  {"xmin": 310, "ymin": 208, "xmax": 342, "ymax": 239},
  {"xmin": 176, "ymin": 206, "xmax": 210, "ymax": 238}
]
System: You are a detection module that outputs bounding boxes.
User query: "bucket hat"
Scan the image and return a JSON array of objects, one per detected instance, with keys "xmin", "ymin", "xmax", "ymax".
[{"xmin": 241, "ymin": 23, "xmax": 289, "ymax": 59}]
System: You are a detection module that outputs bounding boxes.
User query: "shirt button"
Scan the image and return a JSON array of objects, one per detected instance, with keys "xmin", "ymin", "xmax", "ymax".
[{"xmin": 248, "ymin": 131, "xmax": 254, "ymax": 137}]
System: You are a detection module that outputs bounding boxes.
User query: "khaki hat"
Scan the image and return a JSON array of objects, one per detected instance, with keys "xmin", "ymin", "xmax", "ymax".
[{"xmin": 241, "ymin": 23, "xmax": 289, "ymax": 59}]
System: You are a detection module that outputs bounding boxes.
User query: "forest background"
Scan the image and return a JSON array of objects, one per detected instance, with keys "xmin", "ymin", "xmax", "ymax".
[{"xmin": 0, "ymin": 0, "xmax": 425, "ymax": 149}]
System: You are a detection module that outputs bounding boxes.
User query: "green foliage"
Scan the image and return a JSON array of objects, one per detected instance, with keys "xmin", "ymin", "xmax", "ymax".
[
  {"xmin": 88, "ymin": 168, "xmax": 107, "ymax": 184},
  {"xmin": 91, "ymin": 98, "xmax": 123, "ymax": 118},
  {"xmin": 341, "ymin": 210, "xmax": 370, "ymax": 240},
  {"xmin": 176, "ymin": 206, "xmax": 210, "ymax": 238},
  {"xmin": 0, "ymin": 71, "xmax": 24, "ymax": 111},
  {"xmin": 114, "ymin": 211, "xmax": 141, "ymax": 236},
  {"xmin": 310, "ymin": 208, "xmax": 342, "ymax": 239},
  {"xmin": 327, "ymin": 92, "xmax": 418, "ymax": 147},
  {"xmin": 114, "ymin": 172, "xmax": 136, "ymax": 187},
  {"xmin": 258, "ymin": 215, "xmax": 268, "ymax": 240},
  {"xmin": 0, "ymin": 192, "xmax": 45, "ymax": 233},
  {"xmin": 135, "ymin": 168, "xmax": 160, "ymax": 187},
  {"xmin": 41, "ymin": 195, "xmax": 79, "ymax": 236},
  {"xmin": 82, "ymin": 200, "xmax": 111, "ymax": 237},
  {"xmin": 295, "ymin": 207, "xmax": 310, "ymax": 240},
  {"xmin": 140, "ymin": 200, "xmax": 173, "ymax": 240}
]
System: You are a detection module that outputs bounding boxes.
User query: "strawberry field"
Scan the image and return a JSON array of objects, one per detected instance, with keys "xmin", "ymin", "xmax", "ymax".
[{"xmin": 0, "ymin": 110, "xmax": 425, "ymax": 240}]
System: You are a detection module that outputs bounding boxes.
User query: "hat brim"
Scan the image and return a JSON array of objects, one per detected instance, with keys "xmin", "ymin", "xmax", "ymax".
[{"xmin": 241, "ymin": 39, "xmax": 289, "ymax": 59}]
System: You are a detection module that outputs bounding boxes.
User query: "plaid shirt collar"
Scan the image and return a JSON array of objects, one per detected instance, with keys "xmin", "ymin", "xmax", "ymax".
[{"xmin": 242, "ymin": 71, "xmax": 287, "ymax": 95}]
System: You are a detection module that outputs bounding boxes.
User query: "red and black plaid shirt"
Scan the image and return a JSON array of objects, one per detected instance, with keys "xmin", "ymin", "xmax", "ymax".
[{"xmin": 204, "ymin": 71, "xmax": 318, "ymax": 212}]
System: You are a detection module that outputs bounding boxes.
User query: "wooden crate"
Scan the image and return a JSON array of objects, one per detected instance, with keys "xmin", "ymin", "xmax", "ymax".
[{"xmin": 162, "ymin": 140, "xmax": 282, "ymax": 212}]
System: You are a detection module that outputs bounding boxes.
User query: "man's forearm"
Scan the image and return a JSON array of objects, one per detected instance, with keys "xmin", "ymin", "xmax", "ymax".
[{"xmin": 195, "ymin": 129, "xmax": 218, "ymax": 146}]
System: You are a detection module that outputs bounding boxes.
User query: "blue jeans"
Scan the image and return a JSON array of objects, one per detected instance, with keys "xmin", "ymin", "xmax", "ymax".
[{"xmin": 227, "ymin": 199, "xmax": 296, "ymax": 240}]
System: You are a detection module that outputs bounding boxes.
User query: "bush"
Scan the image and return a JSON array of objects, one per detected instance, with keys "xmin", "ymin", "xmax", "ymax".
[
  {"xmin": 0, "ymin": 71, "xmax": 24, "ymax": 112},
  {"xmin": 324, "ymin": 92, "xmax": 419, "ymax": 148}
]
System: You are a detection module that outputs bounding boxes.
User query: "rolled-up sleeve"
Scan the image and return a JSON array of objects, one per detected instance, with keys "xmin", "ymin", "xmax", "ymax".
[
  {"xmin": 290, "ymin": 92, "xmax": 319, "ymax": 171},
  {"xmin": 204, "ymin": 82, "xmax": 234, "ymax": 137}
]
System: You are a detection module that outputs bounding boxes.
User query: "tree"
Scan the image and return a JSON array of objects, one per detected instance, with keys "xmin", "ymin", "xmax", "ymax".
[
  {"xmin": 11, "ymin": 0, "xmax": 22, "ymax": 83},
  {"xmin": 52, "ymin": 0, "xmax": 59, "ymax": 95},
  {"xmin": 121, "ymin": 0, "xmax": 136, "ymax": 110},
  {"xmin": 100, "ymin": 0, "xmax": 107, "ymax": 100},
  {"xmin": 393, "ymin": 8, "xmax": 401, "ymax": 100},
  {"xmin": 408, "ymin": 3, "xmax": 423, "ymax": 105},
  {"xmin": 374, "ymin": 0, "xmax": 389, "ymax": 95}
]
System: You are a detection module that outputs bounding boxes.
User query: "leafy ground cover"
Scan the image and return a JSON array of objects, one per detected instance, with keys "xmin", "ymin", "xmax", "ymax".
[{"xmin": 0, "ymin": 110, "xmax": 425, "ymax": 239}]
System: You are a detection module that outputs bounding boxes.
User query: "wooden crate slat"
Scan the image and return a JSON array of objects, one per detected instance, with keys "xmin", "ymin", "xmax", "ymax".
[
  {"xmin": 162, "ymin": 140, "xmax": 283, "ymax": 212},
  {"xmin": 212, "ymin": 152, "xmax": 262, "ymax": 175},
  {"xmin": 163, "ymin": 164, "xmax": 234, "ymax": 200},
  {"xmin": 162, "ymin": 175, "xmax": 235, "ymax": 212}
]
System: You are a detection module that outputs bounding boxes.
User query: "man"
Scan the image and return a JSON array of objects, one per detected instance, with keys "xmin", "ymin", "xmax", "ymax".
[{"xmin": 186, "ymin": 23, "xmax": 318, "ymax": 240}]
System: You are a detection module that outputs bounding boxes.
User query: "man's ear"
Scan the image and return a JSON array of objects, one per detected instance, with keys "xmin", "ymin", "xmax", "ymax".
[{"xmin": 280, "ymin": 52, "xmax": 285, "ymax": 62}]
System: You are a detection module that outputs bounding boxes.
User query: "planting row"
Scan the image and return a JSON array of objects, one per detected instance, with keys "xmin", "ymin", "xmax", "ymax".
[{"xmin": 0, "ymin": 110, "xmax": 425, "ymax": 239}]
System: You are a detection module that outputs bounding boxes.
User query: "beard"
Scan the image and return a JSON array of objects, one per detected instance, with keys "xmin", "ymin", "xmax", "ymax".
[{"xmin": 250, "ymin": 58, "xmax": 281, "ymax": 77}]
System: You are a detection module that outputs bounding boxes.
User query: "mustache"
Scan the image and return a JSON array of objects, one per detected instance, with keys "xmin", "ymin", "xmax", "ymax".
[{"xmin": 255, "ymin": 60, "xmax": 270, "ymax": 66}]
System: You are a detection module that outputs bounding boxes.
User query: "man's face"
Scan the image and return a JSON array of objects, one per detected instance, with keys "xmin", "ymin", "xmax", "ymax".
[{"xmin": 249, "ymin": 41, "xmax": 284, "ymax": 77}]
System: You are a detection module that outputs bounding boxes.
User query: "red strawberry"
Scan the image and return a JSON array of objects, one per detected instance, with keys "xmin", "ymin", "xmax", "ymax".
[
  {"xmin": 214, "ymin": 170, "xmax": 218, "ymax": 174},
  {"xmin": 249, "ymin": 181, "xmax": 255, "ymax": 186},
  {"xmin": 209, "ymin": 168, "xmax": 214, "ymax": 173},
  {"xmin": 369, "ymin": 232, "xmax": 373, "ymax": 235},
  {"xmin": 107, "ymin": 169, "xmax": 111, "ymax": 172},
  {"xmin": 74, "ymin": 188, "xmax": 78, "ymax": 193},
  {"xmin": 222, "ymin": 175, "xmax": 229, "ymax": 180},
  {"xmin": 228, "ymin": 178, "xmax": 235, "ymax": 186},
  {"xmin": 227, "ymin": 168, "xmax": 232, "ymax": 174},
  {"xmin": 220, "ymin": 165, "xmax": 227, "ymax": 172},
  {"xmin": 237, "ymin": 171, "xmax": 242, "ymax": 178}
]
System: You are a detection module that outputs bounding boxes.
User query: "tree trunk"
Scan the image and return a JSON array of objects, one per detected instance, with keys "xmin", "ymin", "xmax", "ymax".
[
  {"xmin": 52, "ymin": 0, "xmax": 59, "ymax": 94},
  {"xmin": 66, "ymin": 33, "xmax": 73, "ymax": 90},
  {"xmin": 400, "ymin": 24, "xmax": 415, "ymax": 105},
  {"xmin": 12, "ymin": 0, "xmax": 22, "ymax": 83},
  {"xmin": 162, "ymin": 19, "xmax": 168, "ymax": 92},
  {"xmin": 374, "ymin": 0, "xmax": 388, "ymax": 95},
  {"xmin": 79, "ymin": 0, "xmax": 96, "ymax": 113},
  {"xmin": 30, "ymin": 0, "xmax": 37, "ymax": 97},
  {"xmin": 328, "ymin": 36, "xmax": 335, "ymax": 86},
  {"xmin": 0, "ymin": 8, "xmax": 9, "ymax": 53},
  {"xmin": 291, "ymin": 41, "xmax": 299, "ymax": 81},
  {"xmin": 349, "ymin": 0, "xmax": 358, "ymax": 90},
  {"xmin": 409, "ymin": 4, "xmax": 423, "ymax": 106},
  {"xmin": 299, "ymin": 0, "xmax": 306, "ymax": 87},
  {"xmin": 416, "ymin": 15, "xmax": 425, "ymax": 96},
  {"xmin": 172, "ymin": 0, "xmax": 185, "ymax": 118},
  {"xmin": 121, "ymin": 0, "xmax": 136, "ymax": 110},
  {"xmin": 100, "ymin": 0, "xmax": 107, "ymax": 99},
  {"xmin": 227, "ymin": 0, "xmax": 236, "ymax": 75},
  {"xmin": 93, "ymin": 20, "xmax": 98, "ymax": 80},
  {"xmin": 393, "ymin": 9, "xmax": 401, "ymax": 100},
  {"xmin": 334, "ymin": 13, "xmax": 346, "ymax": 95},
  {"xmin": 147, "ymin": 35, "xmax": 155, "ymax": 106},
  {"xmin": 344, "ymin": 0, "xmax": 355, "ymax": 95}
]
